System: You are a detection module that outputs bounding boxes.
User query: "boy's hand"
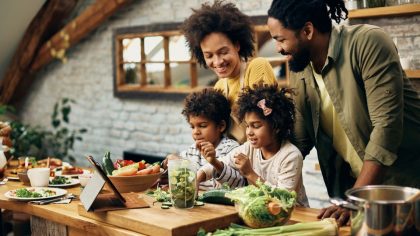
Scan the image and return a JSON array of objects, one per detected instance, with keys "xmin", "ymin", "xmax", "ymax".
[
  {"xmin": 234, "ymin": 153, "xmax": 254, "ymax": 178},
  {"xmin": 196, "ymin": 141, "xmax": 216, "ymax": 164}
]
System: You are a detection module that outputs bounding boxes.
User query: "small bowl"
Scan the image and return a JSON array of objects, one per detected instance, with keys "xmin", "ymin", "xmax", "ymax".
[
  {"xmin": 108, "ymin": 169, "xmax": 163, "ymax": 193},
  {"xmin": 17, "ymin": 171, "xmax": 31, "ymax": 186}
]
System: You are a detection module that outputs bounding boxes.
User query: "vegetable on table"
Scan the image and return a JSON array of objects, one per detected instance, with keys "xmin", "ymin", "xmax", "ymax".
[
  {"xmin": 199, "ymin": 218, "xmax": 338, "ymax": 236},
  {"xmin": 101, "ymin": 151, "xmax": 115, "ymax": 175},
  {"xmin": 225, "ymin": 180, "xmax": 296, "ymax": 228},
  {"xmin": 201, "ymin": 189, "xmax": 234, "ymax": 206},
  {"xmin": 111, "ymin": 162, "xmax": 139, "ymax": 176}
]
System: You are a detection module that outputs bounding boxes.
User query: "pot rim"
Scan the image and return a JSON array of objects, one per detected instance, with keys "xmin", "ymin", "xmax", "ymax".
[{"xmin": 345, "ymin": 185, "xmax": 419, "ymax": 205}]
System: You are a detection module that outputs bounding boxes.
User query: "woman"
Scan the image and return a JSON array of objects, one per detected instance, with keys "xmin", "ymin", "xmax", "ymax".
[{"xmin": 181, "ymin": 0, "xmax": 276, "ymax": 144}]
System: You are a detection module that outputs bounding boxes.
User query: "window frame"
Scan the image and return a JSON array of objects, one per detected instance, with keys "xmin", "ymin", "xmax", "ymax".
[{"xmin": 112, "ymin": 16, "xmax": 289, "ymax": 99}]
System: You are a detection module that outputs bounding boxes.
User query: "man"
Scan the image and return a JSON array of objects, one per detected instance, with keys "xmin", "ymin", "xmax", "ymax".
[{"xmin": 267, "ymin": 0, "xmax": 420, "ymax": 226}]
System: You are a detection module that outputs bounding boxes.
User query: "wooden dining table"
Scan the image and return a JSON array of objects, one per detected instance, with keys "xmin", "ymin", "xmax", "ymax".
[{"xmin": 0, "ymin": 179, "xmax": 350, "ymax": 236}]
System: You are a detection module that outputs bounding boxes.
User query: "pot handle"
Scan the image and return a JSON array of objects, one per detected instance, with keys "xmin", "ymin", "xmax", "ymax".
[{"xmin": 329, "ymin": 197, "xmax": 360, "ymax": 211}]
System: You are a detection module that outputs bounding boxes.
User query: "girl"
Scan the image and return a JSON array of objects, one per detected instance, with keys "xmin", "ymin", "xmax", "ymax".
[
  {"xmin": 198, "ymin": 84, "xmax": 309, "ymax": 206},
  {"xmin": 181, "ymin": 0, "xmax": 277, "ymax": 143}
]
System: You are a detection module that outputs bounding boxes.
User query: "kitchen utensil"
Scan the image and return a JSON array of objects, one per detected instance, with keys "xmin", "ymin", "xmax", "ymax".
[
  {"xmin": 108, "ymin": 169, "xmax": 163, "ymax": 193},
  {"xmin": 29, "ymin": 193, "xmax": 76, "ymax": 205},
  {"xmin": 168, "ymin": 159, "xmax": 197, "ymax": 209},
  {"xmin": 331, "ymin": 185, "xmax": 419, "ymax": 235}
]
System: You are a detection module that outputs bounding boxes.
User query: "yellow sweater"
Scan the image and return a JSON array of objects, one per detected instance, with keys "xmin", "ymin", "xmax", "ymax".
[{"xmin": 214, "ymin": 57, "xmax": 276, "ymax": 143}]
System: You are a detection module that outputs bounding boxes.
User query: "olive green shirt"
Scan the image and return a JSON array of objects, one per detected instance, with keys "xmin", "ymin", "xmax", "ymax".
[{"xmin": 291, "ymin": 24, "xmax": 420, "ymax": 197}]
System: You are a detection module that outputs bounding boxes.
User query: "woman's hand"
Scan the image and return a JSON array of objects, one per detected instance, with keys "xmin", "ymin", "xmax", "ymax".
[{"xmin": 317, "ymin": 205, "xmax": 350, "ymax": 227}]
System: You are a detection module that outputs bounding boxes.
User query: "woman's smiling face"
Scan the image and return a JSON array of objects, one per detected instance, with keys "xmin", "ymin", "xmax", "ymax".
[{"xmin": 200, "ymin": 32, "xmax": 241, "ymax": 78}]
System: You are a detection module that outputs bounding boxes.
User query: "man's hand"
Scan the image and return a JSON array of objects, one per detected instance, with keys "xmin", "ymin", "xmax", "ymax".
[{"xmin": 317, "ymin": 205, "xmax": 350, "ymax": 227}]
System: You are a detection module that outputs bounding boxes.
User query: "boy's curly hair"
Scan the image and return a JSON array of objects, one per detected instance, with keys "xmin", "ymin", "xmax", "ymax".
[
  {"xmin": 237, "ymin": 83, "xmax": 295, "ymax": 141},
  {"xmin": 181, "ymin": 0, "xmax": 255, "ymax": 68},
  {"xmin": 182, "ymin": 88, "xmax": 231, "ymax": 132}
]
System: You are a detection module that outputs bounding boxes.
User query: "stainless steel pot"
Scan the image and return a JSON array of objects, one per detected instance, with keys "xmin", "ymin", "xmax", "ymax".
[{"xmin": 332, "ymin": 185, "xmax": 419, "ymax": 236}]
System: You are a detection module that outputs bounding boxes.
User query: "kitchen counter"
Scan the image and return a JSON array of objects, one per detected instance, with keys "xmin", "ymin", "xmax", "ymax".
[{"xmin": 0, "ymin": 180, "xmax": 350, "ymax": 236}]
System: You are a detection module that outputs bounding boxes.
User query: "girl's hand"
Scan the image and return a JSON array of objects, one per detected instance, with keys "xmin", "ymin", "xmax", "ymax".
[
  {"xmin": 196, "ymin": 141, "xmax": 216, "ymax": 164},
  {"xmin": 234, "ymin": 153, "xmax": 254, "ymax": 178}
]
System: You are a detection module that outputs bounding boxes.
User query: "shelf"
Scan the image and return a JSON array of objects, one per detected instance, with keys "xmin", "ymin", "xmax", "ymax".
[
  {"xmin": 405, "ymin": 69, "xmax": 420, "ymax": 79},
  {"xmin": 348, "ymin": 3, "xmax": 420, "ymax": 19}
]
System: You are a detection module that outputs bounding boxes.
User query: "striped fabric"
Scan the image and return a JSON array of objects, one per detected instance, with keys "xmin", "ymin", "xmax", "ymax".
[{"xmin": 180, "ymin": 136, "xmax": 239, "ymax": 190}]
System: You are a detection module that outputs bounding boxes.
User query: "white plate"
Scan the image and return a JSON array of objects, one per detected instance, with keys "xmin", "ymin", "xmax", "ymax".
[
  {"xmin": 4, "ymin": 187, "xmax": 67, "ymax": 201},
  {"xmin": 54, "ymin": 169, "xmax": 90, "ymax": 178},
  {"xmin": 48, "ymin": 178, "xmax": 80, "ymax": 187},
  {"xmin": 7, "ymin": 176, "xmax": 20, "ymax": 181}
]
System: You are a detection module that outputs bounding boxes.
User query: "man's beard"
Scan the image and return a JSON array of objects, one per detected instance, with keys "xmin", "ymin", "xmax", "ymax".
[{"xmin": 288, "ymin": 47, "xmax": 310, "ymax": 72}]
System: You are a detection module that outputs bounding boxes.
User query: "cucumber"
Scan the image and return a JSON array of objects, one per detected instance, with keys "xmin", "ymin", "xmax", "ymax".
[
  {"xmin": 102, "ymin": 151, "xmax": 115, "ymax": 175},
  {"xmin": 201, "ymin": 189, "xmax": 234, "ymax": 205}
]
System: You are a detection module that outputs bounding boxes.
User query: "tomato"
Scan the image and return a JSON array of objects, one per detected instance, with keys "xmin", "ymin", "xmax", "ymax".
[
  {"xmin": 138, "ymin": 160, "xmax": 146, "ymax": 170},
  {"xmin": 136, "ymin": 168, "xmax": 153, "ymax": 176},
  {"xmin": 114, "ymin": 159, "xmax": 135, "ymax": 169}
]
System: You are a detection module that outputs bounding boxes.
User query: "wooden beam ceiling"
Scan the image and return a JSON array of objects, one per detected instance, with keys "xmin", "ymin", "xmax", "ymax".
[
  {"xmin": 0, "ymin": 0, "xmax": 78, "ymax": 105},
  {"xmin": 0, "ymin": 0, "xmax": 131, "ymax": 105}
]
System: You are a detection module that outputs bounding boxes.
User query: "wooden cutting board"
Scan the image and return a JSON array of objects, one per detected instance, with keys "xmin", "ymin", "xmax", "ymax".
[{"xmin": 78, "ymin": 193, "xmax": 240, "ymax": 236}]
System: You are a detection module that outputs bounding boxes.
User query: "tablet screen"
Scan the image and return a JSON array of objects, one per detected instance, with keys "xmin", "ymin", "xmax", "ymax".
[{"xmin": 86, "ymin": 155, "xmax": 126, "ymax": 203}]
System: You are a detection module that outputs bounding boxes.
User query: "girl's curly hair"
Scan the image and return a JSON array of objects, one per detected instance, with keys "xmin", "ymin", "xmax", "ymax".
[
  {"xmin": 237, "ymin": 83, "xmax": 295, "ymax": 141},
  {"xmin": 182, "ymin": 88, "xmax": 231, "ymax": 132},
  {"xmin": 181, "ymin": 0, "xmax": 255, "ymax": 68}
]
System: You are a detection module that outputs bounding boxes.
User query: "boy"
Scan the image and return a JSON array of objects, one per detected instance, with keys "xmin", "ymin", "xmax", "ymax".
[{"xmin": 163, "ymin": 88, "xmax": 239, "ymax": 190}]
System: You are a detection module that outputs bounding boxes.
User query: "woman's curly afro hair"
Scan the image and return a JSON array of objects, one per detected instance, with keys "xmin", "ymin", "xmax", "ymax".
[
  {"xmin": 237, "ymin": 83, "xmax": 295, "ymax": 141},
  {"xmin": 181, "ymin": 0, "xmax": 255, "ymax": 68},
  {"xmin": 182, "ymin": 88, "xmax": 231, "ymax": 132}
]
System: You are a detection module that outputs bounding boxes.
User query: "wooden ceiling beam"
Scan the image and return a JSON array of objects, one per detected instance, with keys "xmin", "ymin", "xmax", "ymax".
[
  {"xmin": 0, "ymin": 0, "xmax": 78, "ymax": 104},
  {"xmin": 0, "ymin": 0, "xmax": 131, "ymax": 105},
  {"xmin": 30, "ymin": 0, "xmax": 131, "ymax": 72}
]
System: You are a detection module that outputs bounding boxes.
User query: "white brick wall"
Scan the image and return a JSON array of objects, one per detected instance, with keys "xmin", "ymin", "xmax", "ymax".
[{"xmin": 18, "ymin": 0, "xmax": 420, "ymax": 208}]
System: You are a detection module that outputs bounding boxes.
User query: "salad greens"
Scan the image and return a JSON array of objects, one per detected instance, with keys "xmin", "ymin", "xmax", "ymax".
[
  {"xmin": 147, "ymin": 187, "xmax": 171, "ymax": 202},
  {"xmin": 14, "ymin": 188, "xmax": 56, "ymax": 198},
  {"xmin": 225, "ymin": 180, "xmax": 296, "ymax": 228},
  {"xmin": 49, "ymin": 176, "xmax": 71, "ymax": 185}
]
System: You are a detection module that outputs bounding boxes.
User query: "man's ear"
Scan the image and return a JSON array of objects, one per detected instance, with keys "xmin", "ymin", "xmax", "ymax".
[
  {"xmin": 219, "ymin": 120, "xmax": 227, "ymax": 133},
  {"xmin": 301, "ymin": 22, "xmax": 314, "ymax": 40}
]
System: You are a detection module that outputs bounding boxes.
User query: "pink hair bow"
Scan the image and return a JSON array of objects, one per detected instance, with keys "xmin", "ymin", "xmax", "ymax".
[{"xmin": 257, "ymin": 99, "xmax": 272, "ymax": 116}]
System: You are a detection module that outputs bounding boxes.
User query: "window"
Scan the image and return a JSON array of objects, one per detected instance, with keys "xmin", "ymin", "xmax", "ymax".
[{"xmin": 113, "ymin": 17, "xmax": 289, "ymax": 98}]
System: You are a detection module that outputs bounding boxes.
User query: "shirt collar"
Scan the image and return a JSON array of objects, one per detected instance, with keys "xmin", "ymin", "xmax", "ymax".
[{"xmin": 326, "ymin": 24, "xmax": 343, "ymax": 65}]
